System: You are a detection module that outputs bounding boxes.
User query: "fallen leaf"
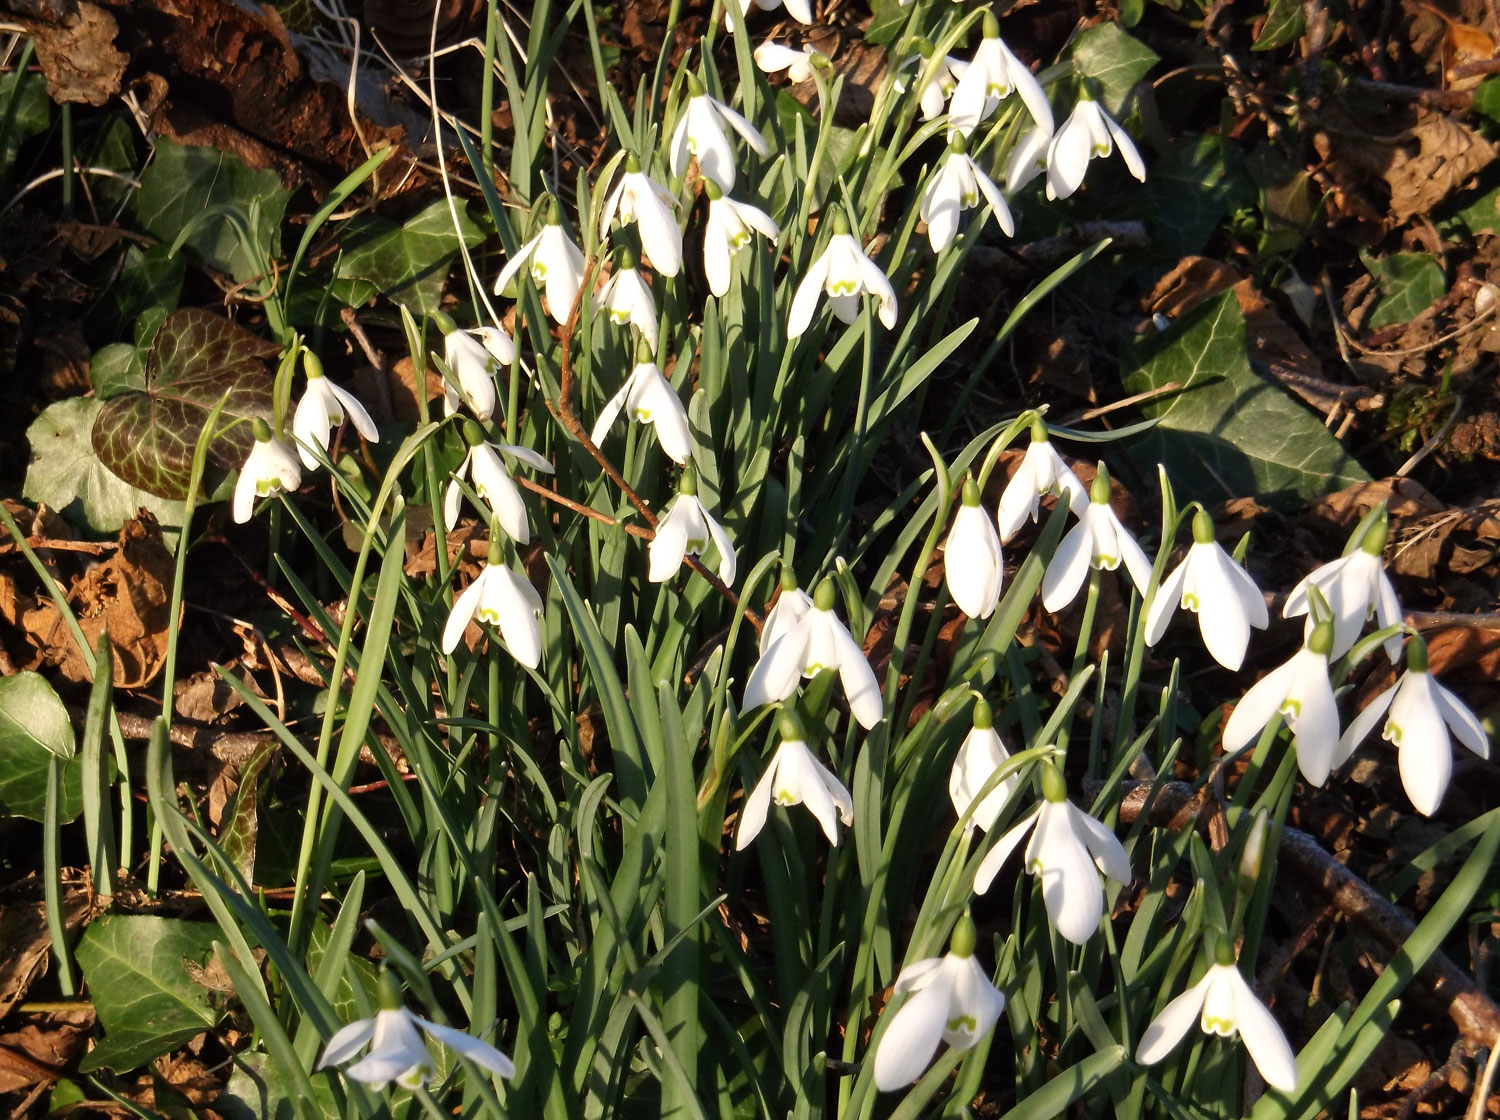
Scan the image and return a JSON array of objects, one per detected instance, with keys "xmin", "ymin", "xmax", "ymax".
[
  {"xmin": 15, "ymin": 1, "xmax": 126, "ymax": 106},
  {"xmin": 1384, "ymin": 112, "xmax": 1496, "ymax": 225},
  {"xmin": 0, "ymin": 870, "xmax": 97, "ymax": 1022}
]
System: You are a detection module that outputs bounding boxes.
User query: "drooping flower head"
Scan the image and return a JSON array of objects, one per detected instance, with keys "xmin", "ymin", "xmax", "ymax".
[
  {"xmin": 1136, "ymin": 933, "xmax": 1298, "ymax": 1093},
  {"xmin": 649, "ymin": 466, "xmax": 737, "ymax": 585},
  {"xmin": 702, "ymin": 177, "xmax": 780, "ymax": 298},
  {"xmin": 754, "ymin": 41, "xmax": 823, "ymax": 85},
  {"xmin": 735, "ymin": 709, "xmax": 853, "ymax": 848},
  {"xmin": 1045, "ymin": 79, "xmax": 1146, "ymax": 201},
  {"xmin": 973, "ymin": 760, "xmax": 1131, "ymax": 945},
  {"xmin": 1336, "ymin": 633, "xmax": 1492, "ymax": 815},
  {"xmin": 598, "ymin": 245, "xmax": 660, "ymax": 348},
  {"xmin": 598, "ymin": 153, "xmax": 682, "ymax": 277},
  {"xmin": 441, "ymin": 527, "xmax": 545, "ymax": 668},
  {"xmin": 317, "ymin": 968, "xmax": 515, "ymax": 1091},
  {"xmin": 1283, "ymin": 506, "xmax": 1402, "ymax": 662},
  {"xmin": 1040, "ymin": 463, "xmax": 1153, "ymax": 613},
  {"xmin": 760, "ymin": 567, "xmax": 815, "ymax": 656},
  {"xmin": 669, "ymin": 72, "xmax": 769, "ymax": 190},
  {"xmin": 894, "ymin": 38, "xmax": 965, "ymax": 122},
  {"xmin": 948, "ymin": 12, "xmax": 1053, "ymax": 139},
  {"xmin": 292, "ymin": 349, "xmax": 379, "ymax": 471},
  {"xmin": 435, "ymin": 310, "xmax": 513, "ymax": 421},
  {"xmin": 1222, "ymin": 614, "xmax": 1340, "ymax": 786},
  {"xmin": 997, "ymin": 417, "xmax": 1087, "ymax": 543},
  {"xmin": 727, "ymin": 0, "xmax": 812, "ymax": 32},
  {"xmin": 234, "ymin": 417, "xmax": 303, "ymax": 524},
  {"xmin": 872, "ymin": 913, "xmax": 1006, "ymax": 1091},
  {"xmin": 945, "ymin": 475, "xmax": 1004, "ymax": 619},
  {"xmin": 920, "ymin": 133, "xmax": 1015, "ymax": 253},
  {"xmin": 949, "ymin": 696, "xmax": 1016, "ymax": 833},
  {"xmin": 493, "ymin": 197, "xmax": 586, "ymax": 325},
  {"xmin": 787, "ymin": 208, "xmax": 897, "ymax": 338},
  {"xmin": 1145, "ymin": 508, "xmax": 1269, "ymax": 671},
  {"xmin": 444, "ymin": 420, "xmax": 555, "ymax": 542},
  {"xmin": 743, "ymin": 576, "xmax": 884, "ymax": 729},
  {"xmin": 591, "ymin": 337, "xmax": 693, "ymax": 465}
]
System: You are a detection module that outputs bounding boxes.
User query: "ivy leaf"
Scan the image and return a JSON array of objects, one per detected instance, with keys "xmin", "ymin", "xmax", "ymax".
[
  {"xmin": 1253, "ymin": 0, "xmax": 1305, "ymax": 50},
  {"xmin": 24, "ymin": 397, "xmax": 187, "ymax": 534},
  {"xmin": 91, "ymin": 309, "xmax": 279, "ymax": 500},
  {"xmin": 136, "ymin": 139, "xmax": 290, "ymax": 282},
  {"xmin": 0, "ymin": 671, "xmax": 81, "ymax": 822},
  {"xmin": 1122, "ymin": 291, "xmax": 1371, "ymax": 507},
  {"xmin": 1068, "ymin": 23, "xmax": 1159, "ymax": 115},
  {"xmin": 865, "ymin": 0, "xmax": 908, "ymax": 46},
  {"xmin": 74, "ymin": 915, "xmax": 219, "ymax": 1072},
  {"xmin": 335, "ymin": 198, "xmax": 485, "ymax": 315},
  {"xmin": 1361, "ymin": 250, "xmax": 1446, "ymax": 330},
  {"xmin": 0, "ymin": 68, "xmax": 51, "ymax": 181}
]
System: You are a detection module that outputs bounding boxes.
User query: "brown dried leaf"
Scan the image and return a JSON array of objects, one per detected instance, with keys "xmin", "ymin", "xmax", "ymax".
[
  {"xmin": 0, "ymin": 1008, "xmax": 94, "ymax": 1094},
  {"xmin": 1385, "ymin": 113, "xmax": 1496, "ymax": 225},
  {"xmin": 16, "ymin": 1, "xmax": 126, "ymax": 106},
  {"xmin": 0, "ymin": 871, "xmax": 97, "ymax": 1022}
]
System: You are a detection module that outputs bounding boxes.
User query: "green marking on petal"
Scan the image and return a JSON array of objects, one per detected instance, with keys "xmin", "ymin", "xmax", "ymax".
[
  {"xmin": 608, "ymin": 309, "xmax": 630, "ymax": 324},
  {"xmin": 774, "ymin": 787, "xmax": 797, "ymax": 806},
  {"xmin": 829, "ymin": 279, "xmax": 858, "ymax": 296},
  {"xmin": 1384, "ymin": 719, "xmax": 1404, "ymax": 745},
  {"xmin": 1280, "ymin": 697, "xmax": 1302, "ymax": 718},
  {"xmin": 477, "ymin": 607, "xmax": 502, "ymax": 625},
  {"xmin": 1182, "ymin": 592, "xmax": 1199, "ymax": 611},
  {"xmin": 947, "ymin": 1014, "xmax": 978, "ymax": 1033}
]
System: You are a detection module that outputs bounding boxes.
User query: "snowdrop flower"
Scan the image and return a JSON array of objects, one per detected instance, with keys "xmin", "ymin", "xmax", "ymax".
[
  {"xmin": 872, "ymin": 914, "xmax": 1005, "ymax": 1091},
  {"xmin": 1145, "ymin": 508, "xmax": 1269, "ymax": 671},
  {"xmin": 292, "ymin": 351, "xmax": 379, "ymax": 471},
  {"xmin": 743, "ymin": 577, "xmax": 883, "ymax": 729},
  {"xmin": 1045, "ymin": 83, "xmax": 1146, "ymax": 201},
  {"xmin": 945, "ymin": 476, "xmax": 1004, "ymax": 618},
  {"xmin": 649, "ymin": 467, "xmax": 736, "ymax": 585},
  {"xmin": 437, "ymin": 312, "xmax": 513, "ymax": 421},
  {"xmin": 1222, "ymin": 617, "xmax": 1339, "ymax": 785},
  {"xmin": 735, "ymin": 711, "xmax": 852, "ymax": 848},
  {"xmin": 1005, "ymin": 122, "xmax": 1052, "ymax": 193},
  {"xmin": 1040, "ymin": 464, "xmax": 1153, "ymax": 613},
  {"xmin": 441, "ymin": 531, "xmax": 545, "ymax": 667},
  {"xmin": 492, "ymin": 203, "xmax": 586, "ymax": 325},
  {"xmin": 234, "ymin": 418, "xmax": 302, "ymax": 523},
  {"xmin": 591, "ymin": 339, "xmax": 692, "ymax": 465},
  {"xmin": 949, "ymin": 697, "xmax": 1016, "ymax": 833},
  {"xmin": 598, "ymin": 153, "xmax": 682, "ymax": 277},
  {"xmin": 787, "ymin": 209, "xmax": 897, "ymax": 338},
  {"xmin": 702, "ymin": 178, "xmax": 780, "ymax": 298},
  {"xmin": 318, "ymin": 969, "xmax": 513, "ymax": 1091},
  {"xmin": 727, "ymin": 0, "xmax": 811, "ymax": 31},
  {"xmin": 1283, "ymin": 510, "xmax": 1402, "ymax": 662},
  {"xmin": 949, "ymin": 13, "xmax": 1053, "ymax": 139},
  {"xmin": 921, "ymin": 134, "xmax": 1014, "ymax": 253},
  {"xmin": 444, "ymin": 420, "xmax": 554, "ymax": 541},
  {"xmin": 598, "ymin": 246, "xmax": 659, "ymax": 349},
  {"xmin": 996, "ymin": 419, "xmax": 1087, "ymax": 542},
  {"xmin": 754, "ymin": 41, "xmax": 821, "ymax": 85},
  {"xmin": 973, "ymin": 762, "xmax": 1131, "ymax": 945},
  {"xmin": 1136, "ymin": 937, "xmax": 1298, "ymax": 1093},
  {"xmin": 670, "ymin": 73, "xmax": 769, "ymax": 190},
  {"xmin": 1336, "ymin": 634, "xmax": 1491, "ymax": 815},
  {"xmin": 760, "ymin": 569, "xmax": 815, "ymax": 655},
  {"xmin": 894, "ymin": 41, "xmax": 966, "ymax": 122}
]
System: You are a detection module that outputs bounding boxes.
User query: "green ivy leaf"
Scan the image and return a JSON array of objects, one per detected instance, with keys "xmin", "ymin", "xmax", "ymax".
[
  {"xmin": 136, "ymin": 139, "xmax": 290, "ymax": 282},
  {"xmin": 1122, "ymin": 291, "xmax": 1371, "ymax": 506},
  {"xmin": 1068, "ymin": 23, "xmax": 1159, "ymax": 115},
  {"xmin": 93, "ymin": 244, "xmax": 185, "ymax": 345},
  {"xmin": 1144, "ymin": 134, "xmax": 1257, "ymax": 256},
  {"xmin": 91, "ymin": 309, "xmax": 279, "ymax": 500},
  {"xmin": 1252, "ymin": 0, "xmax": 1305, "ymax": 51},
  {"xmin": 74, "ymin": 915, "xmax": 219, "ymax": 1072},
  {"xmin": 218, "ymin": 1049, "xmax": 342, "ymax": 1120},
  {"xmin": 1471, "ymin": 76, "xmax": 1500, "ymax": 123},
  {"xmin": 0, "ymin": 671, "xmax": 81, "ymax": 822},
  {"xmin": 0, "ymin": 68, "xmax": 51, "ymax": 181},
  {"xmin": 23, "ymin": 397, "xmax": 187, "ymax": 534},
  {"xmin": 1361, "ymin": 250, "xmax": 1446, "ymax": 330},
  {"xmin": 335, "ymin": 198, "xmax": 485, "ymax": 315},
  {"xmin": 865, "ymin": 0, "xmax": 908, "ymax": 47}
]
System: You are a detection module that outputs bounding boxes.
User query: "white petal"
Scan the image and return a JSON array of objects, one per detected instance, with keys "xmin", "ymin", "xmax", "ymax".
[
  {"xmin": 704, "ymin": 213, "xmax": 733, "ymax": 298},
  {"xmin": 949, "ymin": 727, "xmax": 1014, "ymax": 832},
  {"xmin": 292, "ymin": 388, "xmax": 334, "ymax": 470},
  {"xmin": 232, "ymin": 460, "xmax": 259, "ymax": 524},
  {"xmin": 634, "ymin": 366, "xmax": 693, "ymax": 466},
  {"xmin": 923, "ymin": 171, "xmax": 962, "ymax": 253},
  {"xmin": 540, "ymin": 231, "xmax": 586, "ymax": 323},
  {"xmin": 787, "ymin": 251, "xmax": 832, "ymax": 338},
  {"xmin": 598, "ymin": 178, "xmax": 625, "ymax": 241},
  {"xmin": 831, "ymin": 619, "xmax": 883, "ymax": 729},
  {"xmin": 1135, "ymin": 975, "xmax": 1212, "ymax": 1065},
  {"xmin": 328, "ymin": 381, "xmax": 379, "ymax": 442},
  {"xmin": 1335, "ymin": 683, "xmax": 1395, "ymax": 767},
  {"xmin": 416, "ymin": 1018, "xmax": 516, "ymax": 1079},
  {"xmin": 970, "ymin": 161, "xmax": 1015, "ymax": 238},
  {"xmin": 1144, "ymin": 557, "xmax": 1189, "ymax": 646},
  {"xmin": 1115, "ymin": 522, "xmax": 1154, "ymax": 596},
  {"xmin": 1287, "ymin": 660, "xmax": 1339, "ymax": 786},
  {"xmin": 942, "ymin": 955, "xmax": 1006, "ymax": 1049},
  {"xmin": 872, "ymin": 977, "xmax": 951, "ymax": 1091},
  {"xmin": 1193, "ymin": 547, "xmax": 1254, "ymax": 671},
  {"xmin": 669, "ymin": 114, "xmax": 693, "ymax": 180},
  {"xmin": 1040, "ymin": 519, "xmax": 1093, "ymax": 612},
  {"xmin": 857, "ymin": 253, "xmax": 899, "ymax": 329},
  {"xmin": 712, "ymin": 97, "xmax": 769, "ymax": 156},
  {"xmin": 1034, "ymin": 804, "xmax": 1104, "ymax": 944},
  {"xmin": 318, "ymin": 1017, "xmax": 376, "ymax": 1069},
  {"xmin": 732, "ymin": 198, "xmax": 780, "ymax": 240},
  {"xmin": 779, "ymin": 741, "xmax": 842, "ymax": 843},
  {"xmin": 1007, "ymin": 49, "xmax": 1054, "ymax": 134},
  {"xmin": 704, "ymin": 510, "xmax": 738, "ymax": 585},
  {"xmin": 472, "ymin": 445, "xmax": 530, "ymax": 545},
  {"xmin": 1045, "ymin": 113, "xmax": 1092, "ymax": 201},
  {"xmin": 592, "ymin": 378, "xmax": 634, "ymax": 447},
  {"xmin": 1391, "ymin": 673, "xmax": 1451, "ymax": 815},
  {"xmin": 735, "ymin": 752, "xmax": 779, "ymax": 849},
  {"xmin": 442, "ymin": 570, "xmax": 489, "ymax": 655},
  {"xmin": 486, "ymin": 566, "xmax": 544, "ymax": 669},
  {"xmin": 945, "ymin": 504, "xmax": 1003, "ymax": 618},
  {"xmin": 1005, "ymin": 124, "xmax": 1052, "ymax": 194},
  {"xmin": 973, "ymin": 806, "xmax": 1039, "ymax": 893},
  {"xmin": 345, "ymin": 1010, "xmax": 430, "ymax": 1087},
  {"xmin": 781, "ymin": 0, "xmax": 813, "ymax": 23},
  {"xmin": 1435, "ymin": 679, "xmax": 1490, "ymax": 759},
  {"xmin": 494, "ymin": 231, "xmax": 542, "ymax": 295},
  {"xmin": 443, "ymin": 475, "xmax": 464, "ymax": 532},
  {"xmin": 634, "ymin": 186, "xmax": 682, "ymax": 278},
  {"xmin": 1103, "ymin": 113, "xmax": 1146, "ymax": 182},
  {"xmin": 1074, "ymin": 806, "xmax": 1131, "ymax": 884},
  {"xmin": 1227, "ymin": 973, "xmax": 1298, "ymax": 1092},
  {"xmin": 892, "ymin": 956, "xmax": 944, "ymax": 996},
  {"xmin": 743, "ymin": 628, "xmax": 810, "ymax": 711},
  {"xmin": 760, "ymin": 589, "xmax": 812, "ymax": 656},
  {"xmin": 649, "ymin": 503, "xmax": 691, "ymax": 582},
  {"xmin": 497, "ymin": 443, "xmax": 554, "ymax": 474},
  {"xmin": 691, "ymin": 106, "xmax": 737, "ymax": 189},
  {"xmin": 1222, "ymin": 658, "xmax": 1299, "ymax": 753}
]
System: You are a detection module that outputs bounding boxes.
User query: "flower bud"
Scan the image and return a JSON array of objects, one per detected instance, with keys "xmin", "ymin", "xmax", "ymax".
[
  {"xmin": 949, "ymin": 911, "xmax": 978, "ymax": 958},
  {"xmin": 1089, "ymin": 463, "xmax": 1112, "ymax": 506},
  {"xmin": 251, "ymin": 416, "xmax": 273, "ymax": 442},
  {"xmin": 1191, "ymin": 508, "xmax": 1215, "ymax": 545},
  {"xmin": 814, "ymin": 577, "xmax": 837, "ymax": 611},
  {"xmin": 303, "ymin": 349, "xmax": 325, "ymax": 380},
  {"xmin": 972, "ymin": 695, "xmax": 993, "ymax": 730},
  {"xmin": 1237, "ymin": 810, "xmax": 1268, "ymax": 890},
  {"xmin": 1406, "ymin": 631, "xmax": 1428, "ymax": 673},
  {"xmin": 1040, "ymin": 760, "xmax": 1068, "ymax": 804}
]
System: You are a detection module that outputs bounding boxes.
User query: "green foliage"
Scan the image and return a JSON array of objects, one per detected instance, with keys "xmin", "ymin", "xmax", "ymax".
[
  {"xmin": 0, "ymin": 671, "xmax": 80, "ymax": 822},
  {"xmin": 23, "ymin": 397, "xmax": 187, "ymax": 533},
  {"xmin": 91, "ymin": 308, "xmax": 279, "ymax": 499},
  {"xmin": 0, "ymin": 65, "xmax": 51, "ymax": 181},
  {"xmin": 1361, "ymin": 249, "xmax": 1446, "ymax": 330},
  {"xmin": 1252, "ymin": 0, "xmax": 1306, "ymax": 51},
  {"xmin": 1068, "ymin": 22, "xmax": 1160, "ymax": 114},
  {"xmin": 335, "ymin": 197, "xmax": 487, "ymax": 314},
  {"xmin": 136, "ymin": 139, "xmax": 290, "ymax": 282},
  {"xmin": 1122, "ymin": 290, "xmax": 1371, "ymax": 504},
  {"xmin": 73, "ymin": 915, "xmax": 220, "ymax": 1071}
]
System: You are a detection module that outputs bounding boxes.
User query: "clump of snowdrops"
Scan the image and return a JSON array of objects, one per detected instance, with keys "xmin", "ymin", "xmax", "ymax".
[{"xmin": 132, "ymin": 0, "xmax": 1498, "ymax": 1116}]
